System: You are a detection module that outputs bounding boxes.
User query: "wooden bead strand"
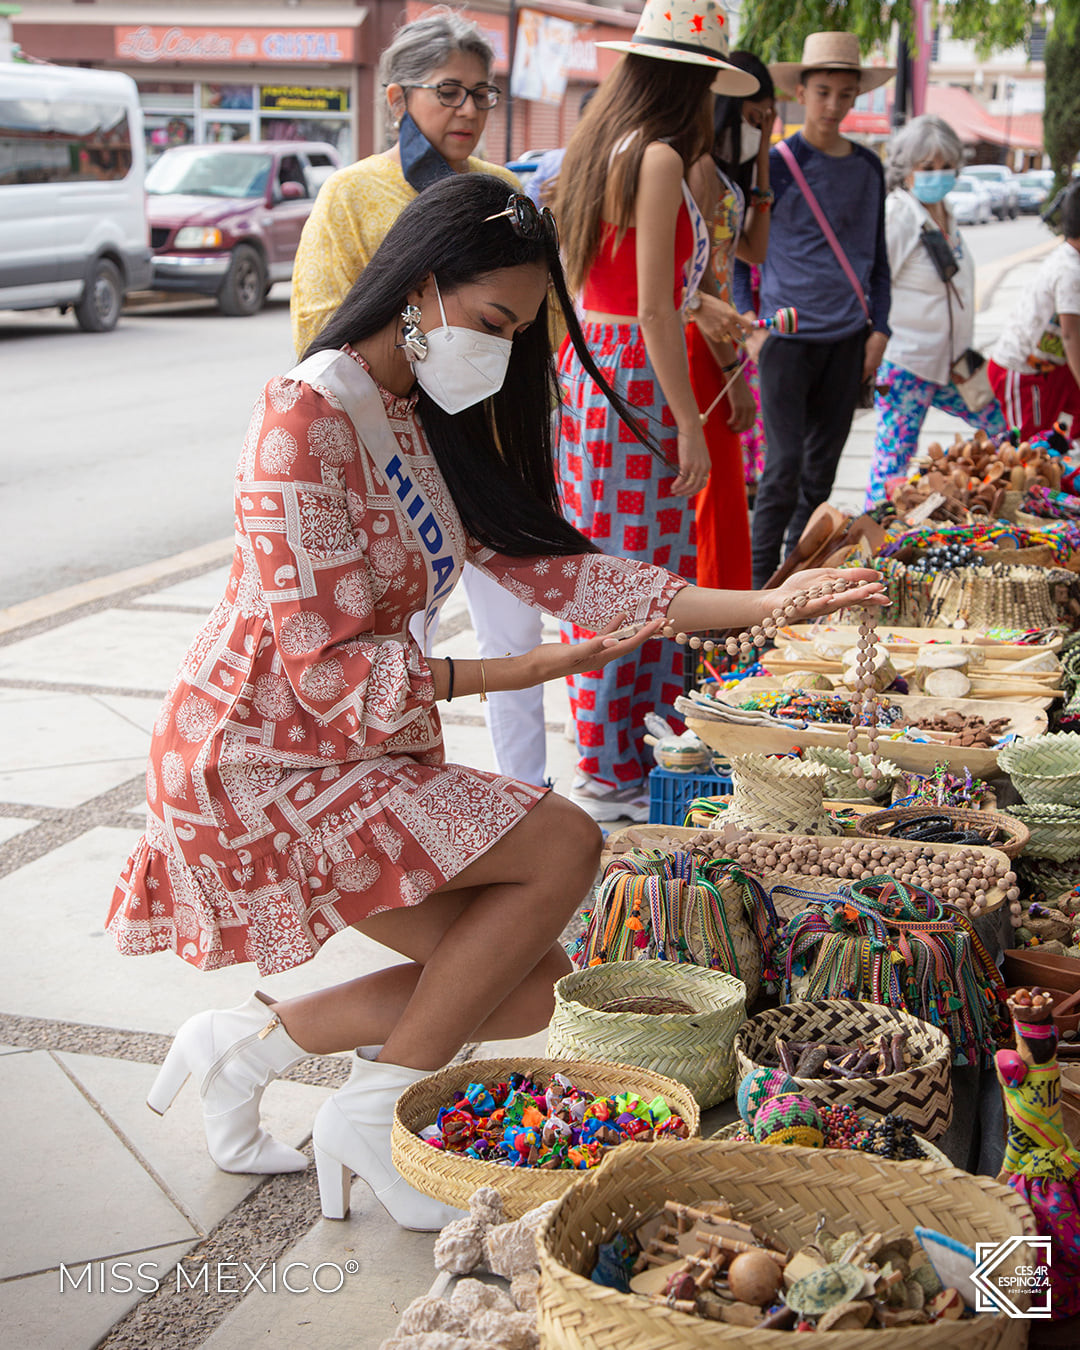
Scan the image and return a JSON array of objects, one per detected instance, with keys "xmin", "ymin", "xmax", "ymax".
[{"xmin": 652, "ymin": 576, "xmax": 884, "ymax": 790}]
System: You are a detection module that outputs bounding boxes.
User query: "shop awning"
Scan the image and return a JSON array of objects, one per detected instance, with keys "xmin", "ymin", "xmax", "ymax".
[{"xmin": 925, "ymin": 84, "xmax": 1043, "ymax": 150}]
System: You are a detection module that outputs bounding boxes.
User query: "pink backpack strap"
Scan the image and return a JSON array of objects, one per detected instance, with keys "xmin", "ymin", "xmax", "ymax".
[{"xmin": 776, "ymin": 138, "xmax": 870, "ymax": 323}]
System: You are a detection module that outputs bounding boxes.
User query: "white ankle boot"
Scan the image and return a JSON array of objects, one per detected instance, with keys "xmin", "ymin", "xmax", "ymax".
[
  {"xmin": 147, "ymin": 993, "xmax": 309, "ymax": 1174},
  {"xmin": 312, "ymin": 1053, "xmax": 466, "ymax": 1231}
]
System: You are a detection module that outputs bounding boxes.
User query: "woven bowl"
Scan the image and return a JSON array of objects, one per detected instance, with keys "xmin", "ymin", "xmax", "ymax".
[
  {"xmin": 1010, "ymin": 803, "xmax": 1080, "ymax": 862},
  {"xmin": 537, "ymin": 1138, "xmax": 1036, "ymax": 1350},
  {"xmin": 391, "ymin": 1056, "xmax": 700, "ymax": 1220},
  {"xmin": 546, "ymin": 962, "xmax": 747, "ymax": 1109},
  {"xmin": 855, "ymin": 805, "xmax": 1030, "ymax": 859},
  {"xmin": 734, "ymin": 1000, "xmax": 954, "ymax": 1140},
  {"xmin": 801, "ymin": 746, "xmax": 900, "ymax": 802},
  {"xmin": 998, "ymin": 732, "xmax": 1080, "ymax": 805},
  {"xmin": 709, "ymin": 1116, "xmax": 951, "ymax": 1166}
]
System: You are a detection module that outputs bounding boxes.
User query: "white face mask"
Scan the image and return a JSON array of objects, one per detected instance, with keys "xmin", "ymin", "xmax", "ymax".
[
  {"xmin": 739, "ymin": 122, "xmax": 762, "ymax": 163},
  {"xmin": 411, "ymin": 276, "xmax": 513, "ymax": 415}
]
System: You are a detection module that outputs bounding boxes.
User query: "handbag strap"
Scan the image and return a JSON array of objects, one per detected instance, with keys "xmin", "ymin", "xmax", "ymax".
[{"xmin": 777, "ymin": 138, "xmax": 870, "ymax": 323}]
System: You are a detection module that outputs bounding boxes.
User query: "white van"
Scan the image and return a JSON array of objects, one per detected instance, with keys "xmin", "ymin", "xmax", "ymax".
[{"xmin": 0, "ymin": 63, "xmax": 152, "ymax": 331}]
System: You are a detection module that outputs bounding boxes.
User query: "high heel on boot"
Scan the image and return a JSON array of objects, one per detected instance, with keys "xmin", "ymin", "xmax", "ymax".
[
  {"xmin": 312, "ymin": 1054, "xmax": 464, "ymax": 1231},
  {"xmin": 148, "ymin": 993, "xmax": 309, "ymax": 1174}
]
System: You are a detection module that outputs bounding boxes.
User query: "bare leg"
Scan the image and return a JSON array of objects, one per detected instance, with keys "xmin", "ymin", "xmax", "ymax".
[{"xmin": 273, "ymin": 794, "xmax": 600, "ymax": 1069}]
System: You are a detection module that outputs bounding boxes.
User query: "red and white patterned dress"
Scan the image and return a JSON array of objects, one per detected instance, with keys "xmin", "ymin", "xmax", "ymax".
[{"xmin": 108, "ymin": 351, "xmax": 686, "ymax": 976}]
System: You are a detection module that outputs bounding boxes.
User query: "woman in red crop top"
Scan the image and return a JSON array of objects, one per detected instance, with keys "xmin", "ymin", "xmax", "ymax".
[{"xmin": 552, "ymin": 0, "xmax": 758, "ymax": 822}]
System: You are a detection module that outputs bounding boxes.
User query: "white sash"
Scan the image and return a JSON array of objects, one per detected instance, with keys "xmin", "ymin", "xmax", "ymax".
[
  {"xmin": 680, "ymin": 179, "xmax": 712, "ymax": 307},
  {"xmin": 286, "ymin": 350, "xmax": 462, "ymax": 650}
]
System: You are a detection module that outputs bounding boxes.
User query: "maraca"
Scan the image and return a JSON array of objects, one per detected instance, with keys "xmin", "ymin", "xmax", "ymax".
[{"xmin": 754, "ymin": 306, "xmax": 797, "ymax": 334}]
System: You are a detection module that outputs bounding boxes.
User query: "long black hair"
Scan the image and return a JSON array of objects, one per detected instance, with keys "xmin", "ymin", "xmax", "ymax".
[
  {"xmin": 713, "ymin": 51, "xmax": 774, "ymax": 198},
  {"xmin": 307, "ymin": 172, "xmax": 662, "ymax": 558}
]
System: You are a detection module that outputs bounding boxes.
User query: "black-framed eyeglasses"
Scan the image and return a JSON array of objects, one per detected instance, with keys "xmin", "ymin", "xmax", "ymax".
[
  {"xmin": 406, "ymin": 80, "xmax": 501, "ymax": 110},
  {"xmin": 484, "ymin": 194, "xmax": 559, "ymax": 250}
]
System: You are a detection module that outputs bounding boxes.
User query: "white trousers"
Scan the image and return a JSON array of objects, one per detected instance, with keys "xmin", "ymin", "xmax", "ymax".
[{"xmin": 413, "ymin": 564, "xmax": 547, "ymax": 787}]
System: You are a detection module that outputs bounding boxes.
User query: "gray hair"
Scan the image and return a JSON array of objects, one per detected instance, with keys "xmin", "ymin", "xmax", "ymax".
[
  {"xmin": 379, "ymin": 7, "xmax": 494, "ymax": 91},
  {"xmin": 886, "ymin": 114, "xmax": 963, "ymax": 191}
]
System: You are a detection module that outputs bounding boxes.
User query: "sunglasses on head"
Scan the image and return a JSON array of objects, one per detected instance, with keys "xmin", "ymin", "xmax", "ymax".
[{"xmin": 484, "ymin": 194, "xmax": 559, "ymax": 250}]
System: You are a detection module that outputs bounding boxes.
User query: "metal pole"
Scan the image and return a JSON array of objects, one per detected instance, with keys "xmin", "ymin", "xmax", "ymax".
[
  {"xmin": 505, "ymin": 0, "xmax": 517, "ymax": 163},
  {"xmin": 892, "ymin": 35, "xmax": 910, "ymax": 129},
  {"xmin": 1004, "ymin": 80, "xmax": 1014, "ymax": 169}
]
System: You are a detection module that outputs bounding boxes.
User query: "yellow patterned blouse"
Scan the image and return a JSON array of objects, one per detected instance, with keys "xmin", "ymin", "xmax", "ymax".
[{"xmin": 290, "ymin": 152, "xmax": 520, "ymax": 356}]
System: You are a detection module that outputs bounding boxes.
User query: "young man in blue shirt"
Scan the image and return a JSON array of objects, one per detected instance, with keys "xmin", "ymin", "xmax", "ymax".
[{"xmin": 739, "ymin": 32, "xmax": 893, "ymax": 586}]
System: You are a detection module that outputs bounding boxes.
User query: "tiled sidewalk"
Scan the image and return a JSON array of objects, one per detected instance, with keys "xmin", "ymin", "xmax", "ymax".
[{"xmin": 0, "ymin": 248, "xmax": 1053, "ymax": 1349}]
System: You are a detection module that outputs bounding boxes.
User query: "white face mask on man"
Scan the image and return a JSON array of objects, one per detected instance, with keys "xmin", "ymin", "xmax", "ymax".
[{"xmin": 410, "ymin": 276, "xmax": 513, "ymax": 415}]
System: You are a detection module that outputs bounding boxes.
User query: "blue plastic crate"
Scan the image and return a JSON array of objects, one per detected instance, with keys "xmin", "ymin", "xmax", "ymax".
[{"xmin": 648, "ymin": 766, "xmax": 733, "ymax": 826}]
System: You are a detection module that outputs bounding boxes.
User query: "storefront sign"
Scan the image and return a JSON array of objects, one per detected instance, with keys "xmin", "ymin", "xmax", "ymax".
[
  {"xmin": 115, "ymin": 26, "xmax": 355, "ymax": 65},
  {"xmin": 511, "ymin": 10, "xmax": 579, "ymax": 105},
  {"xmin": 261, "ymin": 86, "xmax": 349, "ymax": 113}
]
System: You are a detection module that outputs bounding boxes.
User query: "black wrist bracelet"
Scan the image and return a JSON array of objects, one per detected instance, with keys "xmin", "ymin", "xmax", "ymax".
[
  {"xmin": 445, "ymin": 655, "xmax": 455, "ymax": 703},
  {"xmin": 721, "ymin": 358, "xmax": 741, "ymax": 372}
]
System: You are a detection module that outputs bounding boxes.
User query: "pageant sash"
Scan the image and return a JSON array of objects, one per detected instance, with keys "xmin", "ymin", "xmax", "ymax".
[{"xmin": 287, "ymin": 350, "xmax": 463, "ymax": 650}]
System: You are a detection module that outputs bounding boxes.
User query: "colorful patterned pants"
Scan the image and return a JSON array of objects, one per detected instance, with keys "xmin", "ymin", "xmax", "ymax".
[
  {"xmin": 556, "ymin": 324, "xmax": 697, "ymax": 788},
  {"xmin": 866, "ymin": 360, "xmax": 1007, "ymax": 509}
]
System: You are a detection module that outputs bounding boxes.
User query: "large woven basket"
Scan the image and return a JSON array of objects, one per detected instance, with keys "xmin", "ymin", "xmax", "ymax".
[
  {"xmin": 537, "ymin": 1138, "xmax": 1036, "ymax": 1350},
  {"xmin": 546, "ymin": 962, "xmax": 746, "ymax": 1109},
  {"xmin": 998, "ymin": 731, "xmax": 1080, "ymax": 805},
  {"xmin": 801, "ymin": 746, "xmax": 900, "ymax": 802},
  {"xmin": 391, "ymin": 1056, "xmax": 700, "ymax": 1220},
  {"xmin": 734, "ymin": 1001, "xmax": 954, "ymax": 1140},
  {"xmin": 708, "ymin": 1118, "xmax": 951, "ymax": 1167},
  {"xmin": 1011, "ymin": 803, "xmax": 1080, "ymax": 862},
  {"xmin": 855, "ymin": 805, "xmax": 1030, "ymax": 859}
]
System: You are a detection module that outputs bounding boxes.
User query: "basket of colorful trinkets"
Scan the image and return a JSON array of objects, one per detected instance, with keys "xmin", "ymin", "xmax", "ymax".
[
  {"xmin": 734, "ymin": 1002, "xmax": 955, "ymax": 1140},
  {"xmin": 391, "ymin": 1056, "xmax": 700, "ymax": 1219},
  {"xmin": 536, "ymin": 1137, "xmax": 1036, "ymax": 1349},
  {"xmin": 546, "ymin": 961, "xmax": 747, "ymax": 1109}
]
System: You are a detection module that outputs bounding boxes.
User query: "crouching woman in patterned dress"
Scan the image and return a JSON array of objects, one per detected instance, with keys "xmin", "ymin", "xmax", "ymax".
[{"xmin": 107, "ymin": 172, "xmax": 886, "ymax": 1231}]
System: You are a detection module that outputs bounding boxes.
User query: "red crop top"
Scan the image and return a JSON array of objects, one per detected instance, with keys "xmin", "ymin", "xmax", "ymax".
[{"xmin": 580, "ymin": 203, "xmax": 695, "ymax": 314}]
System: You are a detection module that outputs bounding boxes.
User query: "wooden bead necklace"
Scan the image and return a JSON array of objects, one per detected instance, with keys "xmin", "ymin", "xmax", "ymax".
[{"xmin": 656, "ymin": 577, "xmax": 884, "ymax": 790}]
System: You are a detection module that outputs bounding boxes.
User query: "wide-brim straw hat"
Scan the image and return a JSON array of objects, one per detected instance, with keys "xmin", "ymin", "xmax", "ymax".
[
  {"xmin": 597, "ymin": 0, "xmax": 760, "ymax": 97},
  {"xmin": 770, "ymin": 30, "xmax": 895, "ymax": 99}
]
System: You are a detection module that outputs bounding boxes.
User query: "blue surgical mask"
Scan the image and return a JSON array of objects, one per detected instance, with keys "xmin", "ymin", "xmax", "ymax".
[
  {"xmin": 911, "ymin": 169, "xmax": 957, "ymax": 204},
  {"xmin": 398, "ymin": 111, "xmax": 453, "ymax": 193}
]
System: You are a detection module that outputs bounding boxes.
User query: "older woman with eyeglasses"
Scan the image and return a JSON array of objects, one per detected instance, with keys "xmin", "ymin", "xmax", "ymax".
[{"xmin": 291, "ymin": 7, "xmax": 518, "ymax": 356}]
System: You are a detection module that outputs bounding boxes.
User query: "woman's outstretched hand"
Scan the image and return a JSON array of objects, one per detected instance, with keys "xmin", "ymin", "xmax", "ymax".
[
  {"xmin": 769, "ymin": 567, "xmax": 889, "ymax": 623},
  {"xmin": 519, "ymin": 615, "xmax": 667, "ymax": 686}
]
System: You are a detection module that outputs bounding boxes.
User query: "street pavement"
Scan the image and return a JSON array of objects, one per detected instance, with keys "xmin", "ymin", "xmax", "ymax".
[{"xmin": 0, "ymin": 241, "xmax": 1056, "ymax": 1349}]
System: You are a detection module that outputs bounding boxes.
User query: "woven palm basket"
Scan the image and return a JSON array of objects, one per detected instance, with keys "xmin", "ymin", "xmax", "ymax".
[
  {"xmin": 1010, "ymin": 803, "xmax": 1080, "ymax": 862},
  {"xmin": 734, "ymin": 1001, "xmax": 954, "ymax": 1140},
  {"xmin": 854, "ymin": 805, "xmax": 1030, "ymax": 859},
  {"xmin": 998, "ymin": 732, "xmax": 1080, "ymax": 805},
  {"xmin": 801, "ymin": 746, "xmax": 900, "ymax": 803},
  {"xmin": 708, "ymin": 1117, "xmax": 950, "ymax": 1166},
  {"xmin": 537, "ymin": 1138, "xmax": 1036, "ymax": 1350},
  {"xmin": 391, "ymin": 1056, "xmax": 699, "ymax": 1220},
  {"xmin": 546, "ymin": 963, "xmax": 747, "ymax": 1109},
  {"xmin": 724, "ymin": 755, "xmax": 833, "ymax": 835}
]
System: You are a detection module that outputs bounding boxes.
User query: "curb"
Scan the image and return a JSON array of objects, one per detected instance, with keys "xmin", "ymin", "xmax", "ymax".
[
  {"xmin": 0, "ymin": 537, "xmax": 233, "ymax": 637},
  {"xmin": 975, "ymin": 237, "xmax": 1057, "ymax": 311}
]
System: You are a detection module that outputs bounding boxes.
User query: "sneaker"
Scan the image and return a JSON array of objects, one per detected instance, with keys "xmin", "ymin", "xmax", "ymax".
[{"xmin": 569, "ymin": 773, "xmax": 650, "ymax": 823}]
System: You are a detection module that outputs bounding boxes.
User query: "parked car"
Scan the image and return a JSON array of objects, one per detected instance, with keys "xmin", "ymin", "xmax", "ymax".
[
  {"xmin": 961, "ymin": 164, "xmax": 1019, "ymax": 220},
  {"xmin": 946, "ymin": 175, "xmax": 993, "ymax": 226},
  {"xmin": 0, "ymin": 63, "xmax": 151, "ymax": 332},
  {"xmin": 146, "ymin": 141, "xmax": 341, "ymax": 315},
  {"xmin": 1017, "ymin": 169, "xmax": 1055, "ymax": 214}
]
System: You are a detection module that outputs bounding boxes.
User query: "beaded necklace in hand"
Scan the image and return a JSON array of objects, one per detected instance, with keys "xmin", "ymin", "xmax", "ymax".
[{"xmin": 658, "ymin": 576, "xmax": 883, "ymax": 788}]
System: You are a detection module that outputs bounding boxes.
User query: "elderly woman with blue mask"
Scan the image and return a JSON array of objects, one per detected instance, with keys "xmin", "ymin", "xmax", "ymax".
[{"xmin": 865, "ymin": 115, "xmax": 1006, "ymax": 508}]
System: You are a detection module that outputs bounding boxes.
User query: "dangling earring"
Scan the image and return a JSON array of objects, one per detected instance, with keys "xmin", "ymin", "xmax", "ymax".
[{"xmin": 398, "ymin": 303, "xmax": 428, "ymax": 361}]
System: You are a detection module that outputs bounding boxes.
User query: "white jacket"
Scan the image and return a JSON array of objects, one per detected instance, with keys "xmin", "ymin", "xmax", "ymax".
[{"xmin": 881, "ymin": 188, "xmax": 975, "ymax": 386}]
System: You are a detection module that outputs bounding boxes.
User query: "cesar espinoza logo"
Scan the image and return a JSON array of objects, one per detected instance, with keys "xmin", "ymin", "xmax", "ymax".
[{"xmin": 972, "ymin": 1237, "xmax": 1052, "ymax": 1318}]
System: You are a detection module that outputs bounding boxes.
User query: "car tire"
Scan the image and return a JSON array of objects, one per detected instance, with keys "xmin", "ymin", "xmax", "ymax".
[
  {"xmin": 217, "ymin": 244, "xmax": 267, "ymax": 317},
  {"xmin": 74, "ymin": 257, "xmax": 123, "ymax": 332}
]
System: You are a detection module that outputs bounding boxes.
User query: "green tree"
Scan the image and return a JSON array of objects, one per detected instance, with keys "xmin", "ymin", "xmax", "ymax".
[
  {"xmin": 738, "ymin": 1, "xmax": 1038, "ymax": 65},
  {"xmin": 1044, "ymin": 17, "xmax": 1080, "ymax": 183}
]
